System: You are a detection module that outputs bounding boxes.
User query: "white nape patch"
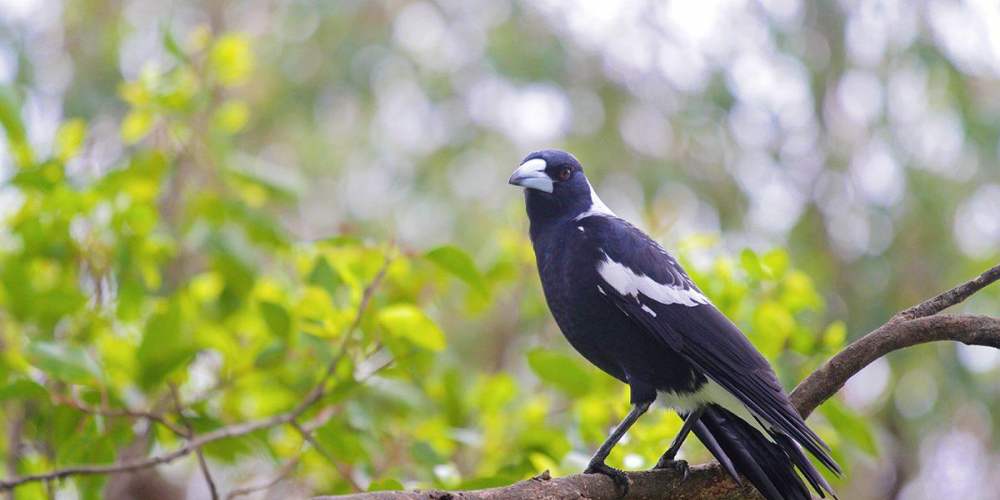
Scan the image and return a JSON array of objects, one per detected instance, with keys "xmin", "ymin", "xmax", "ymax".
[
  {"xmin": 574, "ymin": 179, "xmax": 616, "ymax": 220},
  {"xmin": 509, "ymin": 158, "xmax": 553, "ymax": 193},
  {"xmin": 597, "ymin": 285, "xmax": 607, "ymax": 295},
  {"xmin": 659, "ymin": 380, "xmax": 772, "ymax": 438},
  {"xmin": 597, "ymin": 253, "xmax": 710, "ymax": 307},
  {"xmin": 577, "ymin": 226, "xmax": 585, "ymax": 232},
  {"xmin": 641, "ymin": 304, "xmax": 657, "ymax": 317}
]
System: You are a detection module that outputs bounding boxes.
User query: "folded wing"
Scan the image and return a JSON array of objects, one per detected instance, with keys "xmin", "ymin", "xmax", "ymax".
[{"xmin": 590, "ymin": 220, "xmax": 840, "ymax": 482}]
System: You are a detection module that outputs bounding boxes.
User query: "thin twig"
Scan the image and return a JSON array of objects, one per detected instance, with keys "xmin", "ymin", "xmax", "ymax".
[
  {"xmin": 169, "ymin": 384, "xmax": 219, "ymax": 500},
  {"xmin": 300, "ymin": 253, "xmax": 395, "ymax": 414},
  {"xmin": 0, "ymin": 254, "xmax": 393, "ymax": 492},
  {"xmin": 290, "ymin": 420, "xmax": 363, "ymax": 491},
  {"xmin": 52, "ymin": 394, "xmax": 188, "ymax": 437},
  {"xmin": 301, "ymin": 406, "xmax": 339, "ymax": 432},
  {"xmin": 4, "ymin": 405, "xmax": 23, "ymax": 500},
  {"xmin": 895, "ymin": 263, "xmax": 1000, "ymax": 321},
  {"xmin": 290, "ymin": 420, "xmax": 331, "ymax": 462},
  {"xmin": 223, "ymin": 407, "xmax": 341, "ymax": 499},
  {"xmin": 226, "ymin": 455, "xmax": 301, "ymax": 500}
]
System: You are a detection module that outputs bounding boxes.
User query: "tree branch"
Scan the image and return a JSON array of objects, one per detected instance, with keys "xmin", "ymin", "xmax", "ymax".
[
  {"xmin": 226, "ymin": 455, "xmax": 301, "ymax": 500},
  {"xmin": 0, "ymin": 254, "xmax": 393, "ymax": 493},
  {"xmin": 316, "ymin": 263, "xmax": 1000, "ymax": 500},
  {"xmin": 225, "ymin": 406, "xmax": 341, "ymax": 499},
  {"xmin": 894, "ymin": 263, "xmax": 1000, "ymax": 321},
  {"xmin": 790, "ymin": 314, "xmax": 1000, "ymax": 418},
  {"xmin": 51, "ymin": 394, "xmax": 188, "ymax": 437},
  {"xmin": 169, "ymin": 383, "xmax": 219, "ymax": 500},
  {"xmin": 321, "ymin": 466, "xmax": 759, "ymax": 500}
]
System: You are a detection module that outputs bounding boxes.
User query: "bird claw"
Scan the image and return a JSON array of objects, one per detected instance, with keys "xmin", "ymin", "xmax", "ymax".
[
  {"xmin": 585, "ymin": 461, "xmax": 630, "ymax": 496},
  {"xmin": 652, "ymin": 458, "xmax": 689, "ymax": 479}
]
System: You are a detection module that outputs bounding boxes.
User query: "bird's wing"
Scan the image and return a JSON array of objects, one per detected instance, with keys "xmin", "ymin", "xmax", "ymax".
[{"xmin": 589, "ymin": 219, "xmax": 839, "ymax": 474}]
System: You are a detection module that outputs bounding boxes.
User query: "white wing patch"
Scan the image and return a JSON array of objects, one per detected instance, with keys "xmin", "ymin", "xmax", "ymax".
[
  {"xmin": 641, "ymin": 304, "xmax": 657, "ymax": 317},
  {"xmin": 597, "ymin": 253, "xmax": 710, "ymax": 307},
  {"xmin": 574, "ymin": 179, "xmax": 616, "ymax": 220}
]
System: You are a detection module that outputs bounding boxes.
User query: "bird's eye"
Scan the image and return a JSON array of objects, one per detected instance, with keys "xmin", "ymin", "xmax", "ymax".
[{"xmin": 558, "ymin": 167, "xmax": 572, "ymax": 181}]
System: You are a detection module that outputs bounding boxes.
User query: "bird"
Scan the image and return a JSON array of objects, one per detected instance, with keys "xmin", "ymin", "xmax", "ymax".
[{"xmin": 508, "ymin": 149, "xmax": 840, "ymax": 500}]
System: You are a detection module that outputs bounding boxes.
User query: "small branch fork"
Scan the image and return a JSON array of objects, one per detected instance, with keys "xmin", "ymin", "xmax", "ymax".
[
  {"xmin": 317, "ymin": 263, "xmax": 1000, "ymax": 500},
  {"xmin": 170, "ymin": 383, "xmax": 219, "ymax": 500},
  {"xmin": 50, "ymin": 394, "xmax": 188, "ymax": 437},
  {"xmin": 0, "ymin": 254, "xmax": 394, "ymax": 497}
]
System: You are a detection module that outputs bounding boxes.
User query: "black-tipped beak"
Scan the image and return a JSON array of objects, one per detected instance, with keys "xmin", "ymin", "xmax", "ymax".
[{"xmin": 508, "ymin": 158, "xmax": 553, "ymax": 193}]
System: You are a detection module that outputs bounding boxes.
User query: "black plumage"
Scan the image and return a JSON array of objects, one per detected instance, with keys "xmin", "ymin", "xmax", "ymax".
[{"xmin": 509, "ymin": 149, "xmax": 840, "ymax": 500}]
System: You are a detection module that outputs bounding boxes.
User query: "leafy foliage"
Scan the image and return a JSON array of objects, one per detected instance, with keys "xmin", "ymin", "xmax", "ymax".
[{"xmin": 0, "ymin": 26, "xmax": 874, "ymax": 499}]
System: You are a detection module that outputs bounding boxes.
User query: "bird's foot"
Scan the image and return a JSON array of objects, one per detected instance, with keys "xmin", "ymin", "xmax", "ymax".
[
  {"xmin": 584, "ymin": 461, "xmax": 630, "ymax": 496},
  {"xmin": 652, "ymin": 458, "xmax": 689, "ymax": 479}
]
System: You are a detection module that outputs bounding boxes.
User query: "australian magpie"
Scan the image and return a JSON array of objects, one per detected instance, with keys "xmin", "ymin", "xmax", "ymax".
[{"xmin": 509, "ymin": 149, "xmax": 840, "ymax": 500}]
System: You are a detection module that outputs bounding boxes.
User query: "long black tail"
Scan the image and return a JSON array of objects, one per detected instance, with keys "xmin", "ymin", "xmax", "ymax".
[{"xmin": 693, "ymin": 404, "xmax": 837, "ymax": 500}]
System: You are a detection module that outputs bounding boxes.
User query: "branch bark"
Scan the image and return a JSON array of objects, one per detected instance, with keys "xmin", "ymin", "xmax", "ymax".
[
  {"xmin": 317, "ymin": 263, "xmax": 1000, "ymax": 500},
  {"xmin": 790, "ymin": 314, "xmax": 1000, "ymax": 418}
]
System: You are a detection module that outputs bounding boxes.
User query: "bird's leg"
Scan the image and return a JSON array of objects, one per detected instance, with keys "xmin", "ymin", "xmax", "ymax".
[
  {"xmin": 587, "ymin": 401, "xmax": 651, "ymax": 466},
  {"xmin": 584, "ymin": 401, "xmax": 651, "ymax": 494},
  {"xmin": 652, "ymin": 406, "xmax": 705, "ymax": 477}
]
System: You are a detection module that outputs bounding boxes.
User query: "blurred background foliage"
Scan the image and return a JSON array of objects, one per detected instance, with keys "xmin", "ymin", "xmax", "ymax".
[{"xmin": 1, "ymin": 0, "xmax": 999, "ymax": 499}]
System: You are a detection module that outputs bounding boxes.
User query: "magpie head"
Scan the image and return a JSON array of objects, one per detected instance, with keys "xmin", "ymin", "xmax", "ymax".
[{"xmin": 509, "ymin": 149, "xmax": 609, "ymax": 223}]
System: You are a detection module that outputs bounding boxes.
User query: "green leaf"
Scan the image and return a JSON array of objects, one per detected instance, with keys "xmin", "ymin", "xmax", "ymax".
[
  {"xmin": 740, "ymin": 248, "xmax": 764, "ymax": 279},
  {"xmin": 225, "ymin": 163, "xmax": 301, "ymax": 204},
  {"xmin": 409, "ymin": 441, "xmax": 444, "ymax": 466},
  {"xmin": 318, "ymin": 235, "xmax": 362, "ymax": 247},
  {"xmin": 55, "ymin": 118, "xmax": 87, "ymax": 161},
  {"xmin": 27, "ymin": 341, "xmax": 101, "ymax": 383},
  {"xmin": 162, "ymin": 25, "xmax": 191, "ymax": 64},
  {"xmin": 316, "ymin": 419, "xmax": 367, "ymax": 461},
  {"xmin": 213, "ymin": 99, "xmax": 249, "ymax": 133},
  {"xmin": 762, "ymin": 248, "xmax": 789, "ymax": 278},
  {"xmin": 259, "ymin": 301, "xmax": 292, "ymax": 338},
  {"xmin": 308, "ymin": 255, "xmax": 341, "ymax": 296},
  {"xmin": 209, "ymin": 34, "xmax": 254, "ymax": 86},
  {"xmin": 750, "ymin": 301, "xmax": 794, "ymax": 359},
  {"xmin": 187, "ymin": 414, "xmax": 258, "ymax": 461},
  {"xmin": 821, "ymin": 399, "xmax": 878, "ymax": 456},
  {"xmin": 378, "ymin": 304, "xmax": 446, "ymax": 351},
  {"xmin": 0, "ymin": 85, "xmax": 33, "ymax": 166},
  {"xmin": 121, "ymin": 110, "xmax": 154, "ymax": 144},
  {"xmin": 0, "ymin": 378, "xmax": 47, "ymax": 401},
  {"xmin": 526, "ymin": 348, "xmax": 593, "ymax": 397},
  {"xmin": 823, "ymin": 321, "xmax": 847, "ymax": 350},
  {"xmin": 472, "ymin": 373, "xmax": 518, "ymax": 411},
  {"xmin": 137, "ymin": 302, "xmax": 197, "ymax": 389},
  {"xmin": 368, "ymin": 478, "xmax": 404, "ymax": 492},
  {"xmin": 425, "ymin": 245, "xmax": 488, "ymax": 296},
  {"xmin": 254, "ymin": 340, "xmax": 287, "ymax": 369}
]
